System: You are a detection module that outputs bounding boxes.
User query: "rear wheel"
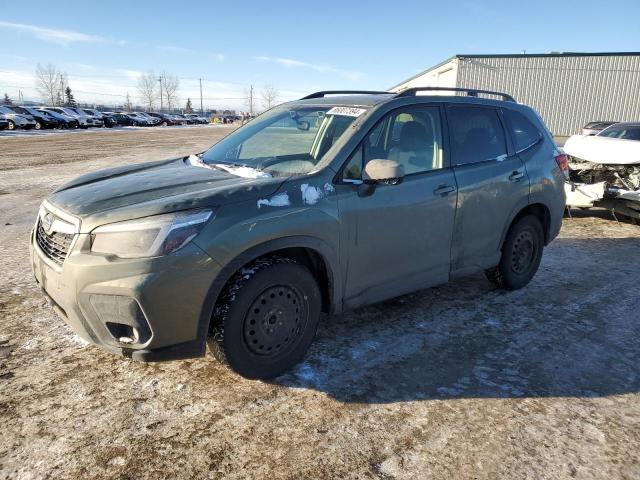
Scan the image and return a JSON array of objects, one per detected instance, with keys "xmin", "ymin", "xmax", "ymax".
[
  {"xmin": 207, "ymin": 256, "xmax": 322, "ymax": 379},
  {"xmin": 485, "ymin": 215, "xmax": 544, "ymax": 290}
]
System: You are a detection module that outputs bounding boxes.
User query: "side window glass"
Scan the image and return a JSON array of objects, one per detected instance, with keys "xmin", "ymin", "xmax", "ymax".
[
  {"xmin": 503, "ymin": 109, "xmax": 541, "ymax": 152},
  {"xmin": 342, "ymin": 106, "xmax": 442, "ymax": 179},
  {"xmin": 447, "ymin": 106, "xmax": 507, "ymax": 166}
]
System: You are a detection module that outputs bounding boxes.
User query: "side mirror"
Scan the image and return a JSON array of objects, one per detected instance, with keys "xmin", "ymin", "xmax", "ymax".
[{"xmin": 363, "ymin": 159, "xmax": 405, "ymax": 183}]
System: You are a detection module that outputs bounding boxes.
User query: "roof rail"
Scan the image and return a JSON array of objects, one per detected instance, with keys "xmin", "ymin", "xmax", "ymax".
[
  {"xmin": 301, "ymin": 90, "xmax": 392, "ymax": 99},
  {"xmin": 395, "ymin": 87, "xmax": 516, "ymax": 102}
]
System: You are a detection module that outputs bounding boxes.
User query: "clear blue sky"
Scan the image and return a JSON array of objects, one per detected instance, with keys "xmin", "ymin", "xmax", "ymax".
[{"xmin": 1, "ymin": 0, "xmax": 638, "ymax": 109}]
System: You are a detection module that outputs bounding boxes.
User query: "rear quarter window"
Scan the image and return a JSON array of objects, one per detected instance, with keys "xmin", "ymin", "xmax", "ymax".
[
  {"xmin": 447, "ymin": 106, "xmax": 507, "ymax": 165},
  {"xmin": 503, "ymin": 109, "xmax": 542, "ymax": 152}
]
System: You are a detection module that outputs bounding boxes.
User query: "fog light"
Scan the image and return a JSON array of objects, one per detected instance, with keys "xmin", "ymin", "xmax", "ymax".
[{"xmin": 89, "ymin": 294, "xmax": 151, "ymax": 344}]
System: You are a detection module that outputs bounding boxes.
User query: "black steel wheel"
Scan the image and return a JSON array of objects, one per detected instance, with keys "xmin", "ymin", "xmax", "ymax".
[
  {"xmin": 243, "ymin": 285, "xmax": 305, "ymax": 356},
  {"xmin": 208, "ymin": 256, "xmax": 322, "ymax": 379},
  {"xmin": 485, "ymin": 214, "xmax": 544, "ymax": 290}
]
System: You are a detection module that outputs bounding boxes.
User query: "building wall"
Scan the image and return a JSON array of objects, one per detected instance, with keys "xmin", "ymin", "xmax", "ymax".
[
  {"xmin": 391, "ymin": 54, "xmax": 640, "ymax": 136},
  {"xmin": 391, "ymin": 59, "xmax": 459, "ymax": 93},
  {"xmin": 456, "ymin": 55, "xmax": 640, "ymax": 135}
]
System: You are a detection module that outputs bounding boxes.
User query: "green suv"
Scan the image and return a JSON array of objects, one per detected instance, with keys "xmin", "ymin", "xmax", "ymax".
[{"xmin": 30, "ymin": 88, "xmax": 566, "ymax": 379}]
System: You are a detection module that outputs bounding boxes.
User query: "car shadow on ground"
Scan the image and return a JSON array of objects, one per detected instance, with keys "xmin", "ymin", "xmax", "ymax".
[{"xmin": 272, "ymin": 235, "xmax": 640, "ymax": 403}]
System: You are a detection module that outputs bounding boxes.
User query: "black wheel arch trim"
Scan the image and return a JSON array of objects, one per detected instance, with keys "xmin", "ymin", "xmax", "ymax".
[{"xmin": 195, "ymin": 235, "xmax": 342, "ymax": 348}]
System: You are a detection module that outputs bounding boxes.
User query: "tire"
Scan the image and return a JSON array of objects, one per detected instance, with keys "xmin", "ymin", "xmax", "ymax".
[
  {"xmin": 34, "ymin": 122, "xmax": 42, "ymax": 130},
  {"xmin": 207, "ymin": 256, "xmax": 322, "ymax": 379},
  {"xmin": 485, "ymin": 215, "xmax": 544, "ymax": 290},
  {"xmin": 7, "ymin": 120, "xmax": 15, "ymax": 130}
]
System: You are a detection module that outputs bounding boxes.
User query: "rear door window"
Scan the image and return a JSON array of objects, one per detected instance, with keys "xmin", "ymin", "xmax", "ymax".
[
  {"xmin": 447, "ymin": 106, "xmax": 507, "ymax": 165},
  {"xmin": 503, "ymin": 109, "xmax": 542, "ymax": 152}
]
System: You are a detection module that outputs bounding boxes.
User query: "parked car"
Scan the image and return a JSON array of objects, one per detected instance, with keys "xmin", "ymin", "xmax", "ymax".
[
  {"xmin": 81, "ymin": 108, "xmax": 107, "ymax": 127},
  {"xmin": 0, "ymin": 114, "xmax": 9, "ymax": 130},
  {"xmin": 42, "ymin": 107, "xmax": 90, "ymax": 128},
  {"xmin": 147, "ymin": 112, "xmax": 180, "ymax": 126},
  {"xmin": 185, "ymin": 113, "xmax": 208, "ymax": 124},
  {"xmin": 564, "ymin": 122, "xmax": 640, "ymax": 217},
  {"xmin": 37, "ymin": 108, "xmax": 79, "ymax": 129},
  {"xmin": 68, "ymin": 108, "xmax": 103, "ymax": 127},
  {"xmin": 581, "ymin": 120, "xmax": 618, "ymax": 136},
  {"xmin": 135, "ymin": 112, "xmax": 161, "ymax": 126},
  {"xmin": 173, "ymin": 113, "xmax": 196, "ymax": 125},
  {"xmin": 123, "ymin": 112, "xmax": 153, "ymax": 126},
  {"xmin": 30, "ymin": 88, "xmax": 565, "ymax": 379},
  {"xmin": 7, "ymin": 106, "xmax": 61, "ymax": 129},
  {"xmin": 0, "ymin": 105, "xmax": 37, "ymax": 130},
  {"xmin": 98, "ymin": 112, "xmax": 118, "ymax": 128}
]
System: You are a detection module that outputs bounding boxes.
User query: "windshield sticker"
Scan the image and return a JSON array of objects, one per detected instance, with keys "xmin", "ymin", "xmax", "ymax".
[{"xmin": 326, "ymin": 106, "xmax": 367, "ymax": 117}]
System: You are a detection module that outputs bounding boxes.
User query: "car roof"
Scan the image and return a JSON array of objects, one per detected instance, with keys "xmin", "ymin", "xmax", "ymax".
[{"xmin": 604, "ymin": 122, "xmax": 640, "ymax": 128}]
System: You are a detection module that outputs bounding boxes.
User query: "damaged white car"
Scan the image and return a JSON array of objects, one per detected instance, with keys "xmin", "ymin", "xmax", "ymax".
[{"xmin": 564, "ymin": 122, "xmax": 640, "ymax": 219}]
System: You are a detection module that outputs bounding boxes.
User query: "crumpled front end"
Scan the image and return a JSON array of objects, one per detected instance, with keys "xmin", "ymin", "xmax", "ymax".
[{"xmin": 565, "ymin": 157, "xmax": 640, "ymax": 217}]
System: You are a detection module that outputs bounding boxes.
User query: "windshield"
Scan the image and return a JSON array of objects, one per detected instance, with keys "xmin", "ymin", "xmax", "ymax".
[
  {"xmin": 201, "ymin": 104, "xmax": 366, "ymax": 176},
  {"xmin": 598, "ymin": 125, "xmax": 640, "ymax": 141}
]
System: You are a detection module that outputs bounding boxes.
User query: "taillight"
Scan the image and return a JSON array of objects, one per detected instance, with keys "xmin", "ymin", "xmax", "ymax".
[{"xmin": 555, "ymin": 153, "xmax": 569, "ymax": 178}]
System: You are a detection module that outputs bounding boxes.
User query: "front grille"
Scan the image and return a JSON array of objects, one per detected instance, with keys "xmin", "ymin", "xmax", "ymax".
[{"xmin": 35, "ymin": 220, "xmax": 74, "ymax": 266}]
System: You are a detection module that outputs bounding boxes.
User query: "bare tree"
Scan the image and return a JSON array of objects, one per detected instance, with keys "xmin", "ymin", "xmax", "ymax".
[
  {"xmin": 123, "ymin": 93, "xmax": 133, "ymax": 112},
  {"xmin": 160, "ymin": 72, "xmax": 179, "ymax": 110},
  {"xmin": 260, "ymin": 84, "xmax": 279, "ymax": 110},
  {"xmin": 35, "ymin": 63, "xmax": 62, "ymax": 106},
  {"xmin": 137, "ymin": 72, "xmax": 159, "ymax": 111}
]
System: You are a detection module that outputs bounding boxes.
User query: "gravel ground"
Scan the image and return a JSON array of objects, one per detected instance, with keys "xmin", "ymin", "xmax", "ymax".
[{"xmin": 1, "ymin": 127, "xmax": 639, "ymax": 479}]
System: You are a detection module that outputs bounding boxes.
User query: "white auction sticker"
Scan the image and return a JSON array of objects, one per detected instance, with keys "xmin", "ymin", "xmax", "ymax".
[{"xmin": 326, "ymin": 106, "xmax": 367, "ymax": 117}]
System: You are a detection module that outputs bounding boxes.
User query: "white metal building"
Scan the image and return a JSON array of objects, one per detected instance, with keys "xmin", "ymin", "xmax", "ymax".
[{"xmin": 389, "ymin": 52, "xmax": 640, "ymax": 136}]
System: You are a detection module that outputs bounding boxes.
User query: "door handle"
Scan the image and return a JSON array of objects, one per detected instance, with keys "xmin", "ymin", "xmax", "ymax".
[
  {"xmin": 433, "ymin": 184, "xmax": 456, "ymax": 196},
  {"xmin": 509, "ymin": 170, "xmax": 525, "ymax": 182}
]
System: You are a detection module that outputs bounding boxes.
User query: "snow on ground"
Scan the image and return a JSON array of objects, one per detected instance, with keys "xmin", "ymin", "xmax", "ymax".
[{"xmin": 1, "ymin": 128, "xmax": 639, "ymax": 479}]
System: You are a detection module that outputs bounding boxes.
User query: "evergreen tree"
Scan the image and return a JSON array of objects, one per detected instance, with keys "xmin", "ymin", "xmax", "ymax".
[
  {"xmin": 64, "ymin": 86, "xmax": 77, "ymax": 107},
  {"xmin": 3, "ymin": 93, "xmax": 12, "ymax": 105},
  {"xmin": 185, "ymin": 98, "xmax": 193, "ymax": 114},
  {"xmin": 123, "ymin": 93, "xmax": 133, "ymax": 112}
]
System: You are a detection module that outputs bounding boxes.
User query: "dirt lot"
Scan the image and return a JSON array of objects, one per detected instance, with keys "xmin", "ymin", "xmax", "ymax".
[{"xmin": 1, "ymin": 127, "xmax": 639, "ymax": 479}]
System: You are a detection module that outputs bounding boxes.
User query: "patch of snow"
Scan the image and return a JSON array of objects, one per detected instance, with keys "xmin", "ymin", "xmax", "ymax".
[
  {"xmin": 257, "ymin": 192, "xmax": 290, "ymax": 209},
  {"xmin": 300, "ymin": 184, "xmax": 322, "ymax": 205},
  {"xmin": 212, "ymin": 163, "xmax": 271, "ymax": 179},
  {"xmin": 186, "ymin": 154, "xmax": 206, "ymax": 168}
]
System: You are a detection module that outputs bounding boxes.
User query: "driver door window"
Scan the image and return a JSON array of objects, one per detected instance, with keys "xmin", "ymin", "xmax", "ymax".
[{"xmin": 343, "ymin": 106, "xmax": 443, "ymax": 180}]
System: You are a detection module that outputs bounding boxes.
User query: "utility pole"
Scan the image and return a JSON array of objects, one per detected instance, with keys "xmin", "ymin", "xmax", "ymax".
[
  {"xmin": 158, "ymin": 76, "xmax": 163, "ymax": 111},
  {"xmin": 199, "ymin": 78, "xmax": 203, "ymax": 114},
  {"xmin": 249, "ymin": 84, "xmax": 254, "ymax": 116}
]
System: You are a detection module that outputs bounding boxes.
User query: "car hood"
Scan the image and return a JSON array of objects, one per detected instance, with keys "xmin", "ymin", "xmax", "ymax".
[
  {"xmin": 47, "ymin": 157, "xmax": 285, "ymax": 232},
  {"xmin": 564, "ymin": 134, "xmax": 640, "ymax": 165}
]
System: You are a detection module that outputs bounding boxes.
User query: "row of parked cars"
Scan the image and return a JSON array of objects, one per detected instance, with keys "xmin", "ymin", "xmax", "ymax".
[{"xmin": 0, "ymin": 105, "xmax": 210, "ymax": 131}]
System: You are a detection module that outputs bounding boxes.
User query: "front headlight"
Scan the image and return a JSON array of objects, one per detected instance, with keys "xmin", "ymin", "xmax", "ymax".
[{"xmin": 91, "ymin": 209, "xmax": 213, "ymax": 259}]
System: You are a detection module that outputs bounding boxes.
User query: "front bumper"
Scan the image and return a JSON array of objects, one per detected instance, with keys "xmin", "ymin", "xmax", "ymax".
[{"xmin": 30, "ymin": 206, "xmax": 222, "ymax": 361}]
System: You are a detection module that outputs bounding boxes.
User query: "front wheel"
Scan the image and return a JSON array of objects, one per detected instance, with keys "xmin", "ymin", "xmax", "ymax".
[
  {"xmin": 34, "ymin": 121, "xmax": 42, "ymax": 130},
  {"xmin": 207, "ymin": 256, "xmax": 322, "ymax": 379},
  {"xmin": 485, "ymin": 215, "xmax": 544, "ymax": 290},
  {"xmin": 7, "ymin": 120, "xmax": 15, "ymax": 130}
]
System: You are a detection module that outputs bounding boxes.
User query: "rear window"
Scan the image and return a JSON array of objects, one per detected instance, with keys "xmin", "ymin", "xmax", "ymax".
[
  {"xmin": 503, "ymin": 109, "xmax": 542, "ymax": 152},
  {"xmin": 447, "ymin": 106, "xmax": 507, "ymax": 165}
]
